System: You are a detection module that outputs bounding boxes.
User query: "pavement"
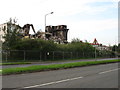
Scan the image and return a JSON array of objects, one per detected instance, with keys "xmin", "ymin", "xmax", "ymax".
[
  {"xmin": 2, "ymin": 62, "xmax": 119, "ymax": 89},
  {"xmin": 2, "ymin": 58, "xmax": 119, "ymax": 69}
]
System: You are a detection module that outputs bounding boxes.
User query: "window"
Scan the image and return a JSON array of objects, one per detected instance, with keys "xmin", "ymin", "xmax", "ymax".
[{"xmin": 4, "ymin": 26, "xmax": 6, "ymax": 30}]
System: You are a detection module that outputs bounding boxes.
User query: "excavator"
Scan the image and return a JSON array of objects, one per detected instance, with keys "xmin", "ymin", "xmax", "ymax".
[{"xmin": 22, "ymin": 24, "xmax": 36, "ymax": 38}]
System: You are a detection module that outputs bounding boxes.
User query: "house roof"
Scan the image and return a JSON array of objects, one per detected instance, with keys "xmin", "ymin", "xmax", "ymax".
[{"xmin": 91, "ymin": 38, "xmax": 99, "ymax": 45}]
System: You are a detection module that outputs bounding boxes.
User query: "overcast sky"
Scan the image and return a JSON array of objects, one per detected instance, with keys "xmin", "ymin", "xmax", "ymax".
[{"xmin": 0, "ymin": 0, "xmax": 119, "ymax": 45}]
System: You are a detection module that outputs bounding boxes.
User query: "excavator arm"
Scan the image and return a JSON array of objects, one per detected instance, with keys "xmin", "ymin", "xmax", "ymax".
[
  {"xmin": 30, "ymin": 24, "xmax": 36, "ymax": 34},
  {"xmin": 22, "ymin": 24, "xmax": 36, "ymax": 36}
]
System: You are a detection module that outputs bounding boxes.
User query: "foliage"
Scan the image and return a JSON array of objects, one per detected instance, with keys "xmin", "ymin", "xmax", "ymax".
[
  {"xmin": 118, "ymin": 43, "xmax": 120, "ymax": 53},
  {"xmin": 112, "ymin": 45, "xmax": 118, "ymax": 52},
  {"xmin": 2, "ymin": 37, "xmax": 116, "ymax": 61},
  {"xmin": 2, "ymin": 18, "xmax": 21, "ymax": 50},
  {"xmin": 8, "ymin": 37, "xmax": 95, "ymax": 53},
  {"xmin": 111, "ymin": 43, "xmax": 120, "ymax": 57},
  {"xmin": 13, "ymin": 39, "xmax": 57, "ymax": 52},
  {"xmin": 71, "ymin": 38, "xmax": 82, "ymax": 43}
]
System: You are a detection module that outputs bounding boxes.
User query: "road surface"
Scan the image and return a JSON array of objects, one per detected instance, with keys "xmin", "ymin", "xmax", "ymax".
[
  {"xmin": 2, "ymin": 62, "xmax": 119, "ymax": 89},
  {"xmin": 2, "ymin": 58, "xmax": 118, "ymax": 69}
]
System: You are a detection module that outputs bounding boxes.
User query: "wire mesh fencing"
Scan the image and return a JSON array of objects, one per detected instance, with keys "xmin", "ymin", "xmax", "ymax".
[{"xmin": 1, "ymin": 50, "xmax": 114, "ymax": 62}]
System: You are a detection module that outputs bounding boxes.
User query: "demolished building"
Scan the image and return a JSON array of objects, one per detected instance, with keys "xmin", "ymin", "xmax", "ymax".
[
  {"xmin": 45, "ymin": 25, "xmax": 69, "ymax": 44},
  {"xmin": 0, "ymin": 22, "xmax": 69, "ymax": 44}
]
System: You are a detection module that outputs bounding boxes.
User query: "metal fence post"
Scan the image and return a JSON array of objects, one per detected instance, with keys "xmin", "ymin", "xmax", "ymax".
[
  {"xmin": 53, "ymin": 51, "xmax": 54, "ymax": 60},
  {"xmin": 45, "ymin": 52, "xmax": 46, "ymax": 60},
  {"xmin": 76, "ymin": 52, "xmax": 78, "ymax": 59},
  {"xmin": 83, "ymin": 52, "xmax": 84, "ymax": 58},
  {"xmin": 71, "ymin": 52, "xmax": 72, "ymax": 59},
  {"xmin": 63, "ymin": 51, "xmax": 64, "ymax": 60},
  {"xmin": 6, "ymin": 51, "xmax": 7, "ymax": 62},
  {"xmin": 40, "ymin": 52, "xmax": 41, "ymax": 61},
  {"xmin": 24, "ymin": 50, "xmax": 25, "ymax": 61},
  {"xmin": 95, "ymin": 48, "xmax": 97, "ymax": 61}
]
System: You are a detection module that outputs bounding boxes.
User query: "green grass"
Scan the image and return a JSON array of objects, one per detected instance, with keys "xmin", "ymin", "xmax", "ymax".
[
  {"xmin": 1, "ymin": 59, "xmax": 120, "ymax": 75},
  {"xmin": 0, "ymin": 62, "xmax": 31, "ymax": 65}
]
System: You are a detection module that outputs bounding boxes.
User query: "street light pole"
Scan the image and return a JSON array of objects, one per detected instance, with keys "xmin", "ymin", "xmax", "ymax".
[
  {"xmin": 95, "ymin": 47, "xmax": 96, "ymax": 60},
  {"xmin": 93, "ymin": 45, "xmax": 97, "ymax": 61},
  {"xmin": 45, "ymin": 12, "xmax": 53, "ymax": 32}
]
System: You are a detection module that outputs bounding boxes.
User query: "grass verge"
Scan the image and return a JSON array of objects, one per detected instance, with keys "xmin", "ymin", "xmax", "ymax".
[
  {"xmin": 1, "ymin": 59, "xmax": 120, "ymax": 75},
  {"xmin": 0, "ymin": 62, "xmax": 31, "ymax": 65}
]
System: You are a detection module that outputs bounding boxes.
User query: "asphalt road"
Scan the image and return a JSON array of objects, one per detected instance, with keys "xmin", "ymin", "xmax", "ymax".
[
  {"xmin": 2, "ymin": 62, "xmax": 119, "ymax": 89},
  {"xmin": 2, "ymin": 58, "xmax": 118, "ymax": 69}
]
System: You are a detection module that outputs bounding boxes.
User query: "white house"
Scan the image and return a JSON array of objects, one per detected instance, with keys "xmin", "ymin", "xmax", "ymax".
[
  {"xmin": 0, "ymin": 23, "xmax": 8, "ymax": 42},
  {"xmin": 0, "ymin": 23, "xmax": 21, "ymax": 42},
  {"xmin": 91, "ymin": 38, "xmax": 110, "ymax": 51}
]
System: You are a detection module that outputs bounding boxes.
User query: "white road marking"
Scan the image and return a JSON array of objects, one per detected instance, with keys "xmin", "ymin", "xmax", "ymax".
[
  {"xmin": 23, "ymin": 76, "xmax": 83, "ymax": 88},
  {"xmin": 99, "ymin": 68, "xmax": 120, "ymax": 74}
]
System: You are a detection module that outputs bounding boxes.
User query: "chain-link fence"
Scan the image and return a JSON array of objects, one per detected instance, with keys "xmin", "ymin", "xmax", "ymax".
[{"xmin": 1, "ymin": 50, "xmax": 115, "ymax": 62}]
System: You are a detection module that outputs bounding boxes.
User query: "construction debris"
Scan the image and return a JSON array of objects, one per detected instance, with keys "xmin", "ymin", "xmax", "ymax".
[{"xmin": 45, "ymin": 25, "xmax": 69, "ymax": 44}]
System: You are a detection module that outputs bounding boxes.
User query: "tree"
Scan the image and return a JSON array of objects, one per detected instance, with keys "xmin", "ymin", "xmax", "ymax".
[
  {"xmin": 12, "ymin": 39, "xmax": 57, "ymax": 52},
  {"xmin": 71, "ymin": 38, "xmax": 82, "ymax": 43},
  {"xmin": 118, "ymin": 43, "xmax": 120, "ymax": 53},
  {"xmin": 2, "ymin": 18, "xmax": 21, "ymax": 50},
  {"xmin": 112, "ymin": 45, "xmax": 118, "ymax": 52}
]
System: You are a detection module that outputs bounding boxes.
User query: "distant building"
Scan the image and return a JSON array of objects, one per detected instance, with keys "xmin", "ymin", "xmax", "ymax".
[
  {"xmin": 91, "ymin": 38, "xmax": 110, "ymax": 51},
  {"xmin": 0, "ymin": 23, "xmax": 7, "ymax": 42}
]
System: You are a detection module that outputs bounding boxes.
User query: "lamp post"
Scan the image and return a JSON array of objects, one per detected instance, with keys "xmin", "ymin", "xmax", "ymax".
[
  {"xmin": 93, "ymin": 45, "xmax": 97, "ymax": 61},
  {"xmin": 45, "ymin": 12, "xmax": 54, "ymax": 32},
  {"xmin": 95, "ymin": 46, "xmax": 96, "ymax": 60}
]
